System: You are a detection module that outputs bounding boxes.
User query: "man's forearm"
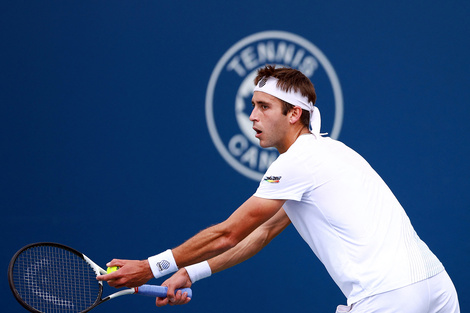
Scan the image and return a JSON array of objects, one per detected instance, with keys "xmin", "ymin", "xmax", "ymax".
[
  {"xmin": 207, "ymin": 225, "xmax": 270, "ymax": 274},
  {"xmin": 171, "ymin": 197, "xmax": 286, "ymax": 268},
  {"xmin": 208, "ymin": 208, "xmax": 291, "ymax": 274},
  {"xmin": 172, "ymin": 221, "xmax": 237, "ymax": 268}
]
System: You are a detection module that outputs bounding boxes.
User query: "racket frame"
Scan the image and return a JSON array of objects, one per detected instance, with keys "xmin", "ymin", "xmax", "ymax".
[{"xmin": 8, "ymin": 242, "xmax": 185, "ymax": 313}]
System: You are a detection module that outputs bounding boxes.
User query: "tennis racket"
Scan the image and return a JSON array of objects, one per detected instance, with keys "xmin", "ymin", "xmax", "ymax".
[{"xmin": 8, "ymin": 242, "xmax": 192, "ymax": 313}]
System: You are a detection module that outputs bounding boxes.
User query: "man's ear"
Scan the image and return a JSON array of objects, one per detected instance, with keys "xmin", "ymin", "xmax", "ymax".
[{"xmin": 289, "ymin": 106, "xmax": 303, "ymax": 124}]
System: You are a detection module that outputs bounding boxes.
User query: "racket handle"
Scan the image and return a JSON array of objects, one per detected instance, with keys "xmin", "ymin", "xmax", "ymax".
[{"xmin": 136, "ymin": 284, "xmax": 192, "ymax": 298}]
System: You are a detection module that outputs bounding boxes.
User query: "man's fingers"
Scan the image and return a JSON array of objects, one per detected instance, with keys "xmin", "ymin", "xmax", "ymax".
[
  {"xmin": 173, "ymin": 291, "xmax": 191, "ymax": 305},
  {"xmin": 161, "ymin": 291, "xmax": 191, "ymax": 306},
  {"xmin": 96, "ymin": 259, "xmax": 126, "ymax": 281},
  {"xmin": 166, "ymin": 285, "xmax": 176, "ymax": 303},
  {"xmin": 156, "ymin": 297, "xmax": 168, "ymax": 307},
  {"xmin": 170, "ymin": 290, "xmax": 182, "ymax": 303},
  {"xmin": 106, "ymin": 259, "xmax": 125, "ymax": 267},
  {"xmin": 96, "ymin": 272, "xmax": 129, "ymax": 289},
  {"xmin": 155, "ymin": 289, "xmax": 192, "ymax": 307},
  {"xmin": 96, "ymin": 271, "xmax": 119, "ymax": 282}
]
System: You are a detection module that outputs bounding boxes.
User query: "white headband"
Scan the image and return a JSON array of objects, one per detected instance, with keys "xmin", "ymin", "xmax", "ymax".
[{"xmin": 253, "ymin": 76, "xmax": 322, "ymax": 136}]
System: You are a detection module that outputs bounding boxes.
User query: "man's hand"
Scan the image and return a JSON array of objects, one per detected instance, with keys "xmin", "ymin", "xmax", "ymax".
[
  {"xmin": 156, "ymin": 268, "xmax": 192, "ymax": 307},
  {"xmin": 96, "ymin": 259, "xmax": 154, "ymax": 288}
]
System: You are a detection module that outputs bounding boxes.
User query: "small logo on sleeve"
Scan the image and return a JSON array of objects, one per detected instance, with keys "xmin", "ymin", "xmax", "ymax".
[{"xmin": 264, "ymin": 176, "xmax": 281, "ymax": 183}]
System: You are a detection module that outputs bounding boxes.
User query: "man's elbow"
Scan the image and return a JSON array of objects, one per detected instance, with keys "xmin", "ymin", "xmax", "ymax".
[
  {"xmin": 216, "ymin": 232, "xmax": 240, "ymax": 252},
  {"xmin": 212, "ymin": 224, "xmax": 245, "ymax": 252}
]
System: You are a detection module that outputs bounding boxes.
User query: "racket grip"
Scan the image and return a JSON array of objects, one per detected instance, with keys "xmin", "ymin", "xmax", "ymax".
[{"xmin": 136, "ymin": 284, "xmax": 192, "ymax": 298}]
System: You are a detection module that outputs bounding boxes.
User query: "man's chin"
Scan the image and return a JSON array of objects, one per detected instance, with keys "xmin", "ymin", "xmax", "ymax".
[{"xmin": 258, "ymin": 141, "xmax": 271, "ymax": 149}]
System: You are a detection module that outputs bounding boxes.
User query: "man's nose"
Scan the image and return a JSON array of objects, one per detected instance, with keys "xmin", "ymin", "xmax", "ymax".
[{"xmin": 249, "ymin": 107, "xmax": 258, "ymax": 121}]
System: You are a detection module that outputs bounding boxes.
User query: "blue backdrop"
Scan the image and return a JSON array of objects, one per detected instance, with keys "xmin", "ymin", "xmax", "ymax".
[{"xmin": 2, "ymin": 1, "xmax": 469, "ymax": 312}]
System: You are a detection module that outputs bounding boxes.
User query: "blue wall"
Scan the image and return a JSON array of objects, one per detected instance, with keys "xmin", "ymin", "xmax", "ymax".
[{"xmin": 2, "ymin": 1, "xmax": 469, "ymax": 312}]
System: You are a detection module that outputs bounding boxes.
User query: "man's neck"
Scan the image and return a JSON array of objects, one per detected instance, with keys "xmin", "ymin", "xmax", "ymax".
[{"xmin": 277, "ymin": 126, "xmax": 310, "ymax": 154}]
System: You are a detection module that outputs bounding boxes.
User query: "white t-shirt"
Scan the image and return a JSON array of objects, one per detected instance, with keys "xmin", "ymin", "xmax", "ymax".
[{"xmin": 254, "ymin": 134, "xmax": 444, "ymax": 305}]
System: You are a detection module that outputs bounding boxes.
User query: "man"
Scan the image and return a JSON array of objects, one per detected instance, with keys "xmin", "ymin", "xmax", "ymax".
[{"xmin": 98, "ymin": 65, "xmax": 460, "ymax": 312}]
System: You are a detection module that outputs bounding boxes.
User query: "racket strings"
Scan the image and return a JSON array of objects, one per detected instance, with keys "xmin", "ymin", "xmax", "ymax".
[{"xmin": 12, "ymin": 245, "xmax": 101, "ymax": 313}]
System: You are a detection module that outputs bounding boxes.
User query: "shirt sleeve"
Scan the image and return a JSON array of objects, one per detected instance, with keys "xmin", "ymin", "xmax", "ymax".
[{"xmin": 254, "ymin": 153, "xmax": 314, "ymax": 201}]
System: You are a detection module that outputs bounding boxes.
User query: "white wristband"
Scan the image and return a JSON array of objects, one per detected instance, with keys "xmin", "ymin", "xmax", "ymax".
[
  {"xmin": 148, "ymin": 249, "xmax": 178, "ymax": 279},
  {"xmin": 185, "ymin": 261, "xmax": 212, "ymax": 283}
]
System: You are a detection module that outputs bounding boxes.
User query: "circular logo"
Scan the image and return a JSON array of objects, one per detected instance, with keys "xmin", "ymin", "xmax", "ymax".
[{"xmin": 205, "ymin": 30, "xmax": 344, "ymax": 181}]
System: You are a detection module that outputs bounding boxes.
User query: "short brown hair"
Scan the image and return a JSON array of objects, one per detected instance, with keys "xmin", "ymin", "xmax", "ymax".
[{"xmin": 254, "ymin": 65, "xmax": 316, "ymax": 127}]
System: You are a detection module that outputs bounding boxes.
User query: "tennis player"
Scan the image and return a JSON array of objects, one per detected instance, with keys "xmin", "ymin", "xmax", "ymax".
[{"xmin": 98, "ymin": 65, "xmax": 460, "ymax": 312}]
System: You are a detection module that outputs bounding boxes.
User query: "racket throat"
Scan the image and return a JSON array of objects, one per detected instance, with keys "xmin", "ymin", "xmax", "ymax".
[{"xmin": 106, "ymin": 288, "xmax": 136, "ymax": 300}]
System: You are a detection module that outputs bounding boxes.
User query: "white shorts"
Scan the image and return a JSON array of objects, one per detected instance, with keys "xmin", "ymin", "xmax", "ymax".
[{"xmin": 335, "ymin": 271, "xmax": 460, "ymax": 313}]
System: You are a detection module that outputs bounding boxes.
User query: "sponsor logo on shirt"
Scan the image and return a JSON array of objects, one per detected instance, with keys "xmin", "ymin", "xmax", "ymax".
[{"xmin": 264, "ymin": 176, "xmax": 282, "ymax": 183}]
